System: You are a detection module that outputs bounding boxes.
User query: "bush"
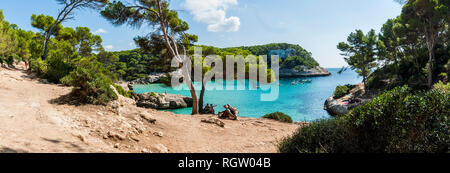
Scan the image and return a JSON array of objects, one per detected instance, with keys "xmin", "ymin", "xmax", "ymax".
[
  {"xmin": 333, "ymin": 85, "xmax": 350, "ymax": 99},
  {"xmin": 279, "ymin": 86, "xmax": 450, "ymax": 153},
  {"xmin": 30, "ymin": 58, "xmax": 48, "ymax": 77},
  {"xmin": 112, "ymin": 84, "xmax": 137, "ymax": 99},
  {"xmin": 278, "ymin": 117, "xmax": 359, "ymax": 153},
  {"xmin": 434, "ymin": 81, "xmax": 450, "ymax": 94},
  {"xmin": 45, "ymin": 55, "xmax": 74, "ymax": 83},
  {"xmin": 263, "ymin": 112, "xmax": 293, "ymax": 123},
  {"xmin": 61, "ymin": 67, "xmax": 117, "ymax": 105},
  {"xmin": 113, "ymin": 84, "xmax": 128, "ymax": 97},
  {"xmin": 348, "ymin": 86, "xmax": 449, "ymax": 153}
]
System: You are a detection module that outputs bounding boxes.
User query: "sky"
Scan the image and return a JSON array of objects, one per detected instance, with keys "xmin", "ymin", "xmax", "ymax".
[{"xmin": 0, "ymin": 0, "xmax": 403, "ymax": 67}]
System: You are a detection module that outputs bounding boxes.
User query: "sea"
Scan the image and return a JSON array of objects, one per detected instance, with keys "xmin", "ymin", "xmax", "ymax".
[{"xmin": 133, "ymin": 68, "xmax": 361, "ymax": 122}]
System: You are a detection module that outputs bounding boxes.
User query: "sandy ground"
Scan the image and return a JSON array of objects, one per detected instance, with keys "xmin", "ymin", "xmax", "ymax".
[{"xmin": 0, "ymin": 64, "xmax": 302, "ymax": 153}]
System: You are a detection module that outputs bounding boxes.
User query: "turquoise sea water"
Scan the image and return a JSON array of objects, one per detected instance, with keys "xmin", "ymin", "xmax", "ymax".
[{"xmin": 133, "ymin": 68, "xmax": 361, "ymax": 122}]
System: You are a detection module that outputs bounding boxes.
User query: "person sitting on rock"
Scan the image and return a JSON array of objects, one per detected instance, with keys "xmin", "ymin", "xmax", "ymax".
[
  {"xmin": 209, "ymin": 105, "xmax": 215, "ymax": 114},
  {"xmin": 203, "ymin": 104, "xmax": 211, "ymax": 114}
]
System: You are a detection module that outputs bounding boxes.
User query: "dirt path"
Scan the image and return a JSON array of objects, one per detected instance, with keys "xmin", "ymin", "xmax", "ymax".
[{"xmin": 0, "ymin": 64, "xmax": 302, "ymax": 153}]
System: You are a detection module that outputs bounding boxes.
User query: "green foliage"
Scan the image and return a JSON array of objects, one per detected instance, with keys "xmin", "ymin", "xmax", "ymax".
[
  {"xmin": 434, "ymin": 81, "xmax": 450, "ymax": 93},
  {"xmin": 61, "ymin": 65, "xmax": 117, "ymax": 105},
  {"xmin": 278, "ymin": 117, "xmax": 357, "ymax": 153},
  {"xmin": 338, "ymin": 29, "xmax": 378, "ymax": 90},
  {"xmin": 44, "ymin": 40, "xmax": 76, "ymax": 83},
  {"xmin": 0, "ymin": 11, "xmax": 18, "ymax": 64},
  {"xmin": 232, "ymin": 43, "xmax": 320, "ymax": 69},
  {"xmin": 30, "ymin": 58, "xmax": 48, "ymax": 77},
  {"xmin": 111, "ymin": 49, "xmax": 162, "ymax": 81},
  {"xmin": 263, "ymin": 112, "xmax": 293, "ymax": 123},
  {"xmin": 281, "ymin": 56, "xmax": 319, "ymax": 69},
  {"xmin": 333, "ymin": 85, "xmax": 350, "ymax": 99},
  {"xmin": 149, "ymin": 92, "xmax": 158, "ymax": 97},
  {"xmin": 112, "ymin": 84, "xmax": 136, "ymax": 98},
  {"xmin": 31, "ymin": 14, "xmax": 62, "ymax": 35},
  {"xmin": 279, "ymin": 86, "xmax": 450, "ymax": 153},
  {"xmin": 347, "ymin": 86, "xmax": 449, "ymax": 152}
]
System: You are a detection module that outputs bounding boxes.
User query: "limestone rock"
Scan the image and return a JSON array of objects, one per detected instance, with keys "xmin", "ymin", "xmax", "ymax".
[
  {"xmin": 141, "ymin": 148, "xmax": 152, "ymax": 153},
  {"xmin": 139, "ymin": 112, "xmax": 156, "ymax": 124},
  {"xmin": 201, "ymin": 118, "xmax": 225, "ymax": 128},
  {"xmin": 154, "ymin": 144, "xmax": 168, "ymax": 153},
  {"xmin": 153, "ymin": 131, "xmax": 163, "ymax": 137},
  {"xmin": 107, "ymin": 131, "xmax": 125, "ymax": 141},
  {"xmin": 136, "ymin": 93, "xmax": 193, "ymax": 109},
  {"xmin": 324, "ymin": 96, "xmax": 349, "ymax": 116}
]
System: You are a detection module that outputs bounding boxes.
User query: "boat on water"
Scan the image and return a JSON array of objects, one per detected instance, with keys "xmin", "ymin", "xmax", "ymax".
[
  {"xmin": 300, "ymin": 79, "xmax": 312, "ymax": 83},
  {"xmin": 291, "ymin": 79, "xmax": 312, "ymax": 85}
]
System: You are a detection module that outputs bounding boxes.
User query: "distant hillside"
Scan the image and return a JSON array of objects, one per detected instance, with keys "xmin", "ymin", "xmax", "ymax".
[
  {"xmin": 227, "ymin": 43, "xmax": 320, "ymax": 69},
  {"xmin": 111, "ymin": 43, "xmax": 325, "ymax": 81}
]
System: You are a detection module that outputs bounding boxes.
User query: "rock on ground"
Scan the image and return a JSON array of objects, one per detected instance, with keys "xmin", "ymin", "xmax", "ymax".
[{"xmin": 136, "ymin": 93, "xmax": 193, "ymax": 109}]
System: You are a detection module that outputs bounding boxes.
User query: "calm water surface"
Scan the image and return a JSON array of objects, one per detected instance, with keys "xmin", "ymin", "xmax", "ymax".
[{"xmin": 133, "ymin": 68, "xmax": 361, "ymax": 122}]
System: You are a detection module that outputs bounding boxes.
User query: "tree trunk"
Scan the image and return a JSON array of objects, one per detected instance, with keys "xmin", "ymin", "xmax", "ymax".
[
  {"xmin": 424, "ymin": 23, "xmax": 436, "ymax": 89},
  {"xmin": 188, "ymin": 81, "xmax": 199, "ymax": 115},
  {"xmin": 41, "ymin": 33, "xmax": 51, "ymax": 60},
  {"xmin": 427, "ymin": 47, "xmax": 434, "ymax": 88},
  {"xmin": 199, "ymin": 80, "xmax": 206, "ymax": 113},
  {"xmin": 363, "ymin": 75, "xmax": 367, "ymax": 93}
]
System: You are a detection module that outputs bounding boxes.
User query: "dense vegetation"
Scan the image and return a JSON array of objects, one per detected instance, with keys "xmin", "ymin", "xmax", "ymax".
[
  {"xmin": 279, "ymin": 85, "xmax": 449, "ymax": 153},
  {"xmin": 262, "ymin": 112, "xmax": 293, "ymax": 123},
  {"xmin": 109, "ymin": 49, "xmax": 168, "ymax": 81},
  {"xmin": 333, "ymin": 85, "xmax": 350, "ymax": 99},
  {"xmin": 338, "ymin": 0, "xmax": 449, "ymax": 90},
  {"xmin": 0, "ymin": 8, "xmax": 127, "ymax": 105},
  {"xmin": 280, "ymin": 0, "xmax": 450, "ymax": 153},
  {"xmin": 232, "ymin": 43, "xmax": 320, "ymax": 69},
  {"xmin": 1, "ymin": 3, "xmax": 319, "ymax": 109}
]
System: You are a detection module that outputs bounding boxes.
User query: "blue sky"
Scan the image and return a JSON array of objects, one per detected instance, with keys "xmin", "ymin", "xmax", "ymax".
[{"xmin": 1, "ymin": 0, "xmax": 402, "ymax": 67}]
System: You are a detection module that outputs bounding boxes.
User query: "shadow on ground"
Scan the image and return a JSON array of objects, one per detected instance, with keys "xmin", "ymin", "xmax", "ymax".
[
  {"xmin": 48, "ymin": 93, "xmax": 88, "ymax": 106},
  {"xmin": 0, "ymin": 147, "xmax": 28, "ymax": 153},
  {"xmin": 41, "ymin": 137, "xmax": 86, "ymax": 153}
]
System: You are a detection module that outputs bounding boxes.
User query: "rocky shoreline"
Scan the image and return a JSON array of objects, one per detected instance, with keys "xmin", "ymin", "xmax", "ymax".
[
  {"xmin": 136, "ymin": 92, "xmax": 193, "ymax": 109},
  {"xmin": 324, "ymin": 83, "xmax": 371, "ymax": 116}
]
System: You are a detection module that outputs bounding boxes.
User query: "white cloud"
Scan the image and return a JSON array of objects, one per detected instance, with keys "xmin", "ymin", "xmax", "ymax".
[
  {"xmin": 94, "ymin": 28, "xmax": 107, "ymax": 34},
  {"xmin": 104, "ymin": 45, "xmax": 114, "ymax": 50},
  {"xmin": 183, "ymin": 0, "xmax": 240, "ymax": 32}
]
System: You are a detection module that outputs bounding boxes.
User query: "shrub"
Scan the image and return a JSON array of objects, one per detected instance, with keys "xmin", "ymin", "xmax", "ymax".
[
  {"xmin": 159, "ymin": 75, "xmax": 172, "ymax": 86},
  {"xmin": 113, "ymin": 84, "xmax": 128, "ymax": 97},
  {"xmin": 149, "ymin": 92, "xmax": 158, "ymax": 97},
  {"xmin": 333, "ymin": 85, "xmax": 350, "ymax": 99},
  {"xmin": 61, "ymin": 67, "xmax": 117, "ymax": 105},
  {"xmin": 263, "ymin": 112, "xmax": 293, "ymax": 123},
  {"xmin": 127, "ymin": 90, "xmax": 138, "ymax": 99},
  {"xmin": 348, "ymin": 86, "xmax": 449, "ymax": 153},
  {"xmin": 278, "ymin": 117, "xmax": 359, "ymax": 153},
  {"xmin": 45, "ymin": 55, "xmax": 74, "ymax": 83},
  {"xmin": 112, "ymin": 84, "xmax": 137, "ymax": 99},
  {"xmin": 434, "ymin": 81, "xmax": 450, "ymax": 94},
  {"xmin": 279, "ymin": 86, "xmax": 450, "ymax": 153},
  {"xmin": 30, "ymin": 58, "xmax": 48, "ymax": 77}
]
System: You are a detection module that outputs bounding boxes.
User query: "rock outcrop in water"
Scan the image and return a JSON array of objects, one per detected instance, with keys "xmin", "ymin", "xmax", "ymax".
[
  {"xmin": 324, "ymin": 83, "xmax": 370, "ymax": 116},
  {"xmin": 136, "ymin": 92, "xmax": 193, "ymax": 109}
]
